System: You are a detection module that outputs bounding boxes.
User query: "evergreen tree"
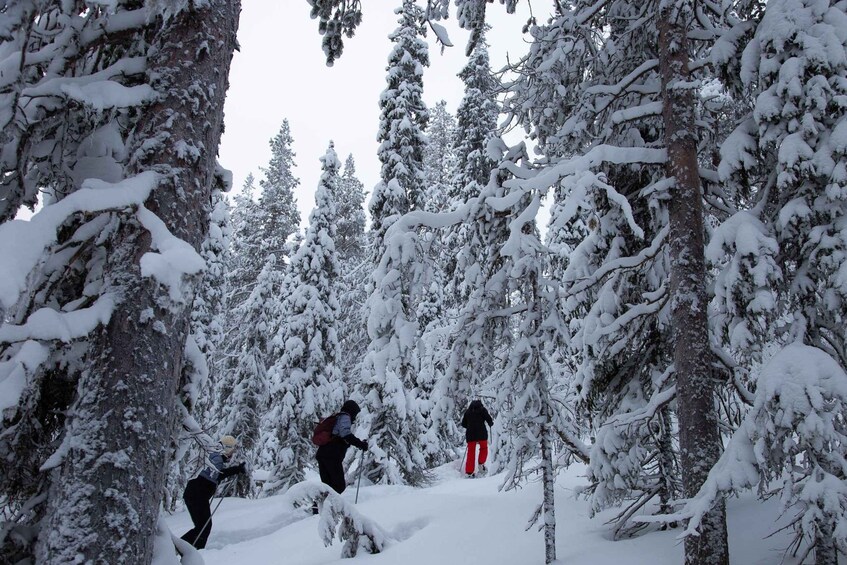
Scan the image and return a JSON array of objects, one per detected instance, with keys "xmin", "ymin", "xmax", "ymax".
[
  {"xmin": 502, "ymin": 1, "xmax": 729, "ymax": 556},
  {"xmin": 423, "ymin": 100, "xmax": 457, "ymax": 214},
  {"xmin": 336, "ymin": 155, "xmax": 370, "ymax": 392},
  {"xmin": 227, "ymin": 173, "xmax": 264, "ymax": 306},
  {"xmin": 336, "ymin": 155, "xmax": 367, "ymax": 259},
  {"xmin": 217, "ymin": 256, "xmax": 279, "ymax": 496},
  {"xmin": 369, "ymin": 0, "xmax": 430, "ymax": 251},
  {"xmin": 262, "ymin": 142, "xmax": 345, "ymax": 495},
  {"xmin": 258, "ymin": 119, "xmax": 301, "ymax": 261},
  {"xmin": 360, "ymin": 0, "xmax": 431, "ymax": 486},
  {"xmin": 702, "ymin": 1, "xmax": 847, "ymax": 560},
  {"xmin": 0, "ymin": 1, "xmax": 240, "ymax": 561},
  {"xmin": 452, "ymin": 36, "xmax": 498, "ymax": 207}
]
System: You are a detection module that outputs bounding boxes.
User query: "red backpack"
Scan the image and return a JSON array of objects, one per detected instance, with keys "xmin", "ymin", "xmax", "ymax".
[{"xmin": 311, "ymin": 414, "xmax": 337, "ymax": 446}]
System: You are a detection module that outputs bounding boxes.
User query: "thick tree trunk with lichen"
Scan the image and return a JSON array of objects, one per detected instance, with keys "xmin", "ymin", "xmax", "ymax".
[
  {"xmin": 658, "ymin": 4, "xmax": 728, "ymax": 565},
  {"xmin": 34, "ymin": 2, "xmax": 240, "ymax": 563}
]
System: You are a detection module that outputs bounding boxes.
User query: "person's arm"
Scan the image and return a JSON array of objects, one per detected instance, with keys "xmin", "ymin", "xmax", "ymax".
[
  {"xmin": 219, "ymin": 461, "xmax": 246, "ymax": 479},
  {"xmin": 484, "ymin": 408, "xmax": 493, "ymax": 428},
  {"xmin": 461, "ymin": 411, "xmax": 468, "ymax": 428},
  {"xmin": 335, "ymin": 413, "xmax": 367, "ymax": 450}
]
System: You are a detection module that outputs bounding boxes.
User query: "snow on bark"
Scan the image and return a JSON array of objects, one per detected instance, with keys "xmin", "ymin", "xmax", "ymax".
[
  {"xmin": 659, "ymin": 3, "xmax": 728, "ymax": 563},
  {"xmin": 30, "ymin": 2, "xmax": 240, "ymax": 562}
]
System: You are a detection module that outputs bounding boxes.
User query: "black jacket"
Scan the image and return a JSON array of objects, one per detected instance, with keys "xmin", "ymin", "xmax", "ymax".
[
  {"xmin": 461, "ymin": 400, "xmax": 493, "ymax": 442},
  {"xmin": 316, "ymin": 400, "xmax": 366, "ymax": 460}
]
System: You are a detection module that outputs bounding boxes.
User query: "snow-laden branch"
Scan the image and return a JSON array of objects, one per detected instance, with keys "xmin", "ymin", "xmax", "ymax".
[
  {"xmin": 583, "ymin": 282, "xmax": 668, "ymax": 347},
  {"xmin": 608, "ymin": 383, "xmax": 676, "ymax": 428},
  {"xmin": 636, "ymin": 343, "xmax": 847, "ymax": 543},
  {"xmin": 0, "ymin": 171, "xmax": 159, "ymax": 310},
  {"xmin": 612, "ymin": 102, "xmax": 663, "ymax": 124},
  {"xmin": 285, "ymin": 481, "xmax": 390, "ymax": 558},
  {"xmin": 0, "ymin": 294, "xmax": 115, "ymax": 344},
  {"xmin": 21, "ymin": 57, "xmax": 152, "ymax": 116},
  {"xmin": 585, "ymin": 59, "xmax": 659, "ymax": 96},
  {"xmin": 503, "ymin": 145, "xmax": 664, "ymax": 238},
  {"xmin": 556, "ymin": 427, "xmax": 591, "ymax": 464},
  {"xmin": 137, "ymin": 206, "xmax": 206, "ymax": 304},
  {"xmin": 566, "ymin": 225, "xmax": 668, "ymax": 297},
  {"xmin": 0, "ymin": 340, "xmax": 49, "ymax": 413},
  {"xmin": 78, "ymin": 9, "xmax": 150, "ymax": 48}
]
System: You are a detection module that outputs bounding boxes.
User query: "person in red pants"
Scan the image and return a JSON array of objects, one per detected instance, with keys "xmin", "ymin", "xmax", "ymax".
[{"xmin": 461, "ymin": 400, "xmax": 494, "ymax": 477}]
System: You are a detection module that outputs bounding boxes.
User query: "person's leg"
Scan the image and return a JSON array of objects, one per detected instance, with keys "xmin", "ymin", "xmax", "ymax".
[
  {"xmin": 465, "ymin": 442, "xmax": 477, "ymax": 475},
  {"xmin": 318, "ymin": 457, "xmax": 332, "ymax": 487},
  {"xmin": 328, "ymin": 455, "xmax": 347, "ymax": 493},
  {"xmin": 478, "ymin": 440, "xmax": 488, "ymax": 465},
  {"xmin": 181, "ymin": 479, "xmax": 214, "ymax": 548}
]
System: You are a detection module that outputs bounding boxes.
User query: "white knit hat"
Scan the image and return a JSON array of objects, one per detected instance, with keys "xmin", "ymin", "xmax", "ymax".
[{"xmin": 220, "ymin": 435, "xmax": 237, "ymax": 449}]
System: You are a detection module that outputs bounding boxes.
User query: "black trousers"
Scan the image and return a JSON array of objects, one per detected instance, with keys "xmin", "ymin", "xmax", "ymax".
[
  {"xmin": 316, "ymin": 448, "xmax": 347, "ymax": 494},
  {"xmin": 181, "ymin": 477, "xmax": 217, "ymax": 549}
]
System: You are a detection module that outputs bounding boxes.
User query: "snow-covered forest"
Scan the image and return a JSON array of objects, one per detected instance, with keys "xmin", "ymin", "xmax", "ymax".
[{"xmin": 1, "ymin": 1, "xmax": 846, "ymax": 564}]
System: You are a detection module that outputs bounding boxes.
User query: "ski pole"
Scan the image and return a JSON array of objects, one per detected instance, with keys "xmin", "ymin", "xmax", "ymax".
[
  {"xmin": 355, "ymin": 450, "xmax": 366, "ymax": 504},
  {"xmin": 460, "ymin": 447, "xmax": 467, "ymax": 474},
  {"xmin": 193, "ymin": 477, "xmax": 235, "ymax": 547}
]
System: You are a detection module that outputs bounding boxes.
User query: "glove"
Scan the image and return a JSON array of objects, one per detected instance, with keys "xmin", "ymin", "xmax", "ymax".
[
  {"xmin": 237, "ymin": 462, "xmax": 247, "ymax": 475},
  {"xmin": 359, "ymin": 438, "xmax": 368, "ymax": 451}
]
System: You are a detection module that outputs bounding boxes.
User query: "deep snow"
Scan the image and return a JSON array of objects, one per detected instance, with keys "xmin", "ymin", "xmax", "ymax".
[{"xmin": 161, "ymin": 460, "xmax": 821, "ymax": 564}]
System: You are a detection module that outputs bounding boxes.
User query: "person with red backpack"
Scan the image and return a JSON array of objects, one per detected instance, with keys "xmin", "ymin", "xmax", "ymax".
[
  {"xmin": 461, "ymin": 399, "xmax": 494, "ymax": 477},
  {"xmin": 315, "ymin": 400, "xmax": 368, "ymax": 494}
]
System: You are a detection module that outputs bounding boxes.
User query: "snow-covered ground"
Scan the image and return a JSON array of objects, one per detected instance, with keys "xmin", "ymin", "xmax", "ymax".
[{"xmin": 163, "ymin": 462, "xmax": 814, "ymax": 564}]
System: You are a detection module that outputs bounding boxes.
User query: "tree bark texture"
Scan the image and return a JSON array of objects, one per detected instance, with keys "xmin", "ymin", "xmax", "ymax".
[
  {"xmin": 540, "ymin": 418, "xmax": 557, "ymax": 565},
  {"xmin": 658, "ymin": 5, "xmax": 729, "ymax": 565},
  {"xmin": 35, "ymin": 2, "xmax": 241, "ymax": 563},
  {"xmin": 815, "ymin": 518, "xmax": 837, "ymax": 565}
]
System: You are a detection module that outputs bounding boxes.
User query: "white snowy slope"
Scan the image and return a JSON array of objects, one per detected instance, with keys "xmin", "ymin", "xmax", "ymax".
[{"xmin": 162, "ymin": 462, "xmax": 809, "ymax": 564}]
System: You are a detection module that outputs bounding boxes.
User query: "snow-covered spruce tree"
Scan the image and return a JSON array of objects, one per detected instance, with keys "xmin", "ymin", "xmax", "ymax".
[
  {"xmin": 369, "ymin": 0, "xmax": 430, "ymax": 251},
  {"xmin": 483, "ymin": 142, "xmax": 575, "ymax": 565},
  {"xmin": 259, "ymin": 119, "xmax": 301, "ymax": 262},
  {"xmin": 337, "ymin": 155, "xmax": 368, "ymax": 260},
  {"xmin": 217, "ymin": 255, "xmax": 279, "ymax": 496},
  {"xmin": 500, "ymin": 2, "xmax": 731, "ymax": 555},
  {"xmin": 226, "ymin": 173, "xmax": 264, "ymax": 308},
  {"xmin": 503, "ymin": 5, "xmax": 678, "ymax": 539},
  {"xmin": 413, "ymin": 100, "xmax": 457, "ymax": 466},
  {"xmin": 165, "ymin": 177, "xmax": 233, "ymax": 511},
  {"xmin": 360, "ymin": 0, "xmax": 430, "ymax": 486},
  {"xmin": 0, "ymin": 1, "xmax": 240, "ymax": 562},
  {"xmin": 262, "ymin": 142, "xmax": 345, "ymax": 496},
  {"xmin": 701, "ymin": 1, "xmax": 847, "ymax": 560},
  {"xmin": 444, "ymin": 30, "xmax": 499, "ymax": 308},
  {"xmin": 335, "ymin": 154, "xmax": 369, "ymax": 389},
  {"xmin": 429, "ymin": 34, "xmax": 502, "ymax": 452},
  {"xmin": 655, "ymin": 343, "xmax": 847, "ymax": 565},
  {"xmin": 423, "ymin": 100, "xmax": 457, "ymax": 214}
]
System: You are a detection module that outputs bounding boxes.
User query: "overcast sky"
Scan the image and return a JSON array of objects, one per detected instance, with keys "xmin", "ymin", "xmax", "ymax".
[{"xmin": 219, "ymin": 1, "xmax": 548, "ymax": 228}]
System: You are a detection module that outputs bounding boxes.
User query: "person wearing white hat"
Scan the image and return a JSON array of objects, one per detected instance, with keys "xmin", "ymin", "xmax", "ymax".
[{"xmin": 180, "ymin": 435, "xmax": 247, "ymax": 549}]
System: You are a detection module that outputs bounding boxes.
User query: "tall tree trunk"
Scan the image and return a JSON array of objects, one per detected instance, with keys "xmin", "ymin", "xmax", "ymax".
[
  {"xmin": 658, "ymin": 4, "xmax": 729, "ymax": 565},
  {"xmin": 540, "ymin": 417, "xmax": 556, "ymax": 564},
  {"xmin": 35, "ymin": 2, "xmax": 240, "ymax": 563},
  {"xmin": 815, "ymin": 518, "xmax": 837, "ymax": 565}
]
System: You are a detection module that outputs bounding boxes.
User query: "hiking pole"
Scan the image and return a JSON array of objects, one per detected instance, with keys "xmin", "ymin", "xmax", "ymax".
[
  {"xmin": 460, "ymin": 447, "xmax": 467, "ymax": 474},
  {"xmin": 355, "ymin": 450, "xmax": 366, "ymax": 504},
  {"xmin": 193, "ymin": 477, "xmax": 235, "ymax": 547}
]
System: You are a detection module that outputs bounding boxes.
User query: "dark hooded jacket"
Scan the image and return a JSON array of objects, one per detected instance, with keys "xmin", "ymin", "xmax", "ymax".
[
  {"xmin": 461, "ymin": 400, "xmax": 494, "ymax": 442},
  {"xmin": 317, "ymin": 400, "xmax": 366, "ymax": 460}
]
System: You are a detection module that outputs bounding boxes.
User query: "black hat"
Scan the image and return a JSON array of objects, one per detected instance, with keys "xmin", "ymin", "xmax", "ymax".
[{"xmin": 341, "ymin": 400, "xmax": 361, "ymax": 419}]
